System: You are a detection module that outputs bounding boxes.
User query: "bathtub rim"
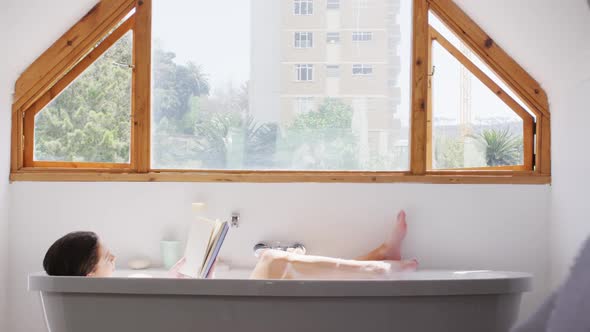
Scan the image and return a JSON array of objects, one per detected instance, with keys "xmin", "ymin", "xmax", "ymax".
[{"xmin": 29, "ymin": 270, "xmax": 532, "ymax": 297}]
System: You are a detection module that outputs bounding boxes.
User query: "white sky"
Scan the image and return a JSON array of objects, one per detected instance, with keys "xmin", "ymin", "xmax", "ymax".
[{"xmin": 152, "ymin": 0, "xmax": 251, "ymax": 93}]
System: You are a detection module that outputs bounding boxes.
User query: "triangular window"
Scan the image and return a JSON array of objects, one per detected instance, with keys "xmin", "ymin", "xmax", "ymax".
[
  {"xmin": 427, "ymin": 12, "xmax": 535, "ymax": 170},
  {"xmin": 23, "ymin": 17, "xmax": 135, "ymax": 168}
]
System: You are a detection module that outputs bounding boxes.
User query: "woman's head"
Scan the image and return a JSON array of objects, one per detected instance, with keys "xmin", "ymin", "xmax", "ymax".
[{"xmin": 43, "ymin": 231, "xmax": 116, "ymax": 277}]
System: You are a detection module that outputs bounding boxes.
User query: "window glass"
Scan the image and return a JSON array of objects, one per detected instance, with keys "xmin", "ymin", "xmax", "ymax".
[
  {"xmin": 34, "ymin": 31, "xmax": 133, "ymax": 163},
  {"xmin": 327, "ymin": 0, "xmax": 340, "ymax": 9},
  {"xmin": 431, "ymin": 42, "xmax": 524, "ymax": 169},
  {"xmin": 352, "ymin": 31, "xmax": 372, "ymax": 42},
  {"xmin": 294, "ymin": 32, "xmax": 313, "ymax": 48},
  {"xmin": 352, "ymin": 64, "xmax": 373, "ymax": 75},
  {"xmin": 295, "ymin": 64, "xmax": 314, "ymax": 81},
  {"xmin": 151, "ymin": 0, "xmax": 412, "ymax": 171},
  {"xmin": 326, "ymin": 32, "xmax": 341, "ymax": 44},
  {"xmin": 429, "ymin": 12, "xmax": 534, "ymax": 116},
  {"xmin": 294, "ymin": 0, "xmax": 313, "ymax": 15},
  {"xmin": 293, "ymin": 97, "xmax": 315, "ymax": 114}
]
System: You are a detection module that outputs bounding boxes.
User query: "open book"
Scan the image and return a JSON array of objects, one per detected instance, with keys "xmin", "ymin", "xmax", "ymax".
[{"xmin": 178, "ymin": 217, "xmax": 229, "ymax": 278}]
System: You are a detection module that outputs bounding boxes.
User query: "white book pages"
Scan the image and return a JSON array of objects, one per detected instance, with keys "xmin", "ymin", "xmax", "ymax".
[{"xmin": 178, "ymin": 217, "xmax": 216, "ymax": 278}]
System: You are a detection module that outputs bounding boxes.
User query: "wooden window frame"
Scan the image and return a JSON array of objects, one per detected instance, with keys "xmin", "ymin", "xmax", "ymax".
[
  {"xmin": 22, "ymin": 15, "xmax": 137, "ymax": 170},
  {"xmin": 427, "ymin": 26, "xmax": 535, "ymax": 171},
  {"xmin": 9, "ymin": 0, "xmax": 551, "ymax": 184}
]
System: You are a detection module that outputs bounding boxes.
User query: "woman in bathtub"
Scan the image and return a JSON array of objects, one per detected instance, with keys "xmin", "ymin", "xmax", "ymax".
[{"xmin": 43, "ymin": 211, "xmax": 417, "ymax": 279}]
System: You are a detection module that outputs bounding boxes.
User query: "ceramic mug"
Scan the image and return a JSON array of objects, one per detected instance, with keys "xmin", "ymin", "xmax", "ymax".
[{"xmin": 160, "ymin": 240, "xmax": 181, "ymax": 269}]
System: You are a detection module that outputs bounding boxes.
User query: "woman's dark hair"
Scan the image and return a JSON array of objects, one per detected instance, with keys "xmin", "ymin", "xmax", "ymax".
[{"xmin": 43, "ymin": 231, "xmax": 100, "ymax": 276}]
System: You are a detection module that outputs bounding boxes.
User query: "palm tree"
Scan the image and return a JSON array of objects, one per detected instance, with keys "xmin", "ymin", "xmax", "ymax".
[
  {"xmin": 194, "ymin": 113, "xmax": 277, "ymax": 169},
  {"xmin": 186, "ymin": 62, "xmax": 210, "ymax": 96},
  {"xmin": 472, "ymin": 128, "xmax": 522, "ymax": 166},
  {"xmin": 243, "ymin": 116, "xmax": 278, "ymax": 168}
]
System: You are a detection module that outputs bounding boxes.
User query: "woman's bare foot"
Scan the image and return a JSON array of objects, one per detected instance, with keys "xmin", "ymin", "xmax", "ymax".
[
  {"xmin": 355, "ymin": 210, "xmax": 409, "ymax": 262},
  {"xmin": 381, "ymin": 210, "xmax": 408, "ymax": 261}
]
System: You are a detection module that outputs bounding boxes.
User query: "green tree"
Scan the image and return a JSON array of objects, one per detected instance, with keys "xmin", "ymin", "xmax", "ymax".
[
  {"xmin": 473, "ymin": 128, "xmax": 522, "ymax": 166},
  {"xmin": 152, "ymin": 46, "xmax": 210, "ymax": 125},
  {"xmin": 434, "ymin": 135, "xmax": 465, "ymax": 169},
  {"xmin": 192, "ymin": 113, "xmax": 278, "ymax": 169},
  {"xmin": 35, "ymin": 32, "xmax": 134, "ymax": 163},
  {"xmin": 279, "ymin": 98, "xmax": 359, "ymax": 170}
]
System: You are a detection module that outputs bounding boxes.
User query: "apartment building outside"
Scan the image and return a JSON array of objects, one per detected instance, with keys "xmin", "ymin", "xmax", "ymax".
[{"xmin": 250, "ymin": 0, "xmax": 406, "ymax": 167}]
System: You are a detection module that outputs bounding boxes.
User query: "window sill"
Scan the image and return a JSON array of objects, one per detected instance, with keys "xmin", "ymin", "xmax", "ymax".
[{"xmin": 10, "ymin": 169, "xmax": 551, "ymax": 184}]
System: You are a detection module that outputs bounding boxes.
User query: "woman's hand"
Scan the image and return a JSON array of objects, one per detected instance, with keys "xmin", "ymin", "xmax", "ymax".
[
  {"xmin": 168, "ymin": 257, "xmax": 188, "ymax": 278},
  {"xmin": 167, "ymin": 257, "xmax": 220, "ymax": 279}
]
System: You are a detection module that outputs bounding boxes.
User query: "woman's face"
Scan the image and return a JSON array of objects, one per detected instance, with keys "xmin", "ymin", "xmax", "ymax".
[{"xmin": 88, "ymin": 241, "xmax": 116, "ymax": 277}]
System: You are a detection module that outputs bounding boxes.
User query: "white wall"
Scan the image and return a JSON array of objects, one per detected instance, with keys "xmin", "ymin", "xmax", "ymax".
[
  {"xmin": 465, "ymin": 0, "xmax": 590, "ymax": 287},
  {"xmin": 0, "ymin": 100, "xmax": 9, "ymax": 330},
  {"xmin": 0, "ymin": 2, "xmax": 14, "ymax": 330},
  {"xmin": 551, "ymin": 76, "xmax": 590, "ymax": 285},
  {"xmin": 455, "ymin": 0, "xmax": 590, "ymax": 288},
  {"xmin": 1, "ymin": 0, "xmax": 574, "ymax": 331}
]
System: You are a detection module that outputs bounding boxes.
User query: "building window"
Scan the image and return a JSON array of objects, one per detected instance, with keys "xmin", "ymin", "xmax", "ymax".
[
  {"xmin": 326, "ymin": 65, "xmax": 340, "ymax": 78},
  {"xmin": 352, "ymin": 31, "xmax": 373, "ymax": 42},
  {"xmin": 352, "ymin": 64, "xmax": 373, "ymax": 75},
  {"xmin": 327, "ymin": 0, "xmax": 340, "ymax": 9},
  {"xmin": 294, "ymin": 32, "xmax": 313, "ymax": 48},
  {"xmin": 294, "ymin": 0, "xmax": 313, "ymax": 15},
  {"xmin": 295, "ymin": 64, "xmax": 314, "ymax": 81},
  {"xmin": 293, "ymin": 97, "xmax": 315, "ymax": 114},
  {"xmin": 326, "ymin": 32, "xmax": 340, "ymax": 44},
  {"xmin": 354, "ymin": 0, "xmax": 369, "ymax": 9}
]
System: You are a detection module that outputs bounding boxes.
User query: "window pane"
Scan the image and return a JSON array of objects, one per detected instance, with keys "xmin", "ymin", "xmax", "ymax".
[
  {"xmin": 429, "ymin": 12, "xmax": 534, "ymax": 116},
  {"xmin": 151, "ymin": 0, "xmax": 412, "ymax": 171},
  {"xmin": 34, "ymin": 31, "xmax": 133, "ymax": 163},
  {"xmin": 431, "ymin": 42, "xmax": 524, "ymax": 169},
  {"xmin": 327, "ymin": 32, "xmax": 341, "ymax": 43},
  {"xmin": 327, "ymin": 0, "xmax": 340, "ymax": 9}
]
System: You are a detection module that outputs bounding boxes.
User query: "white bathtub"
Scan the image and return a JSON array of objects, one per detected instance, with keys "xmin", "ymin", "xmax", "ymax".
[{"xmin": 29, "ymin": 269, "xmax": 531, "ymax": 332}]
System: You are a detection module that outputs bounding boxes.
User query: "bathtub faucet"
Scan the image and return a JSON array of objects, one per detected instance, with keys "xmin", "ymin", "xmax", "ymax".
[{"xmin": 253, "ymin": 242, "xmax": 306, "ymax": 257}]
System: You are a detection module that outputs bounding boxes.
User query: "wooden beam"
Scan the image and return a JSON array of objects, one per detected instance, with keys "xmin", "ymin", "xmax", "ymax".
[
  {"xmin": 523, "ymin": 116, "xmax": 534, "ymax": 170},
  {"xmin": 10, "ymin": 170, "xmax": 551, "ymax": 185},
  {"xmin": 10, "ymin": 105, "xmax": 23, "ymax": 172},
  {"xmin": 24, "ymin": 16, "xmax": 135, "ymax": 118},
  {"xmin": 428, "ymin": 0, "xmax": 549, "ymax": 119},
  {"xmin": 30, "ymin": 161, "xmax": 132, "ymax": 169},
  {"xmin": 133, "ymin": 0, "xmax": 151, "ymax": 173},
  {"xmin": 410, "ymin": 0, "xmax": 430, "ymax": 175},
  {"xmin": 21, "ymin": 17, "xmax": 135, "ymax": 167},
  {"xmin": 22, "ymin": 108, "xmax": 34, "ymax": 167},
  {"xmin": 13, "ymin": 0, "xmax": 136, "ymax": 113},
  {"xmin": 536, "ymin": 115, "xmax": 551, "ymax": 174},
  {"xmin": 430, "ymin": 27, "xmax": 536, "ymax": 171},
  {"xmin": 430, "ymin": 165, "xmax": 528, "ymax": 172},
  {"xmin": 430, "ymin": 27, "xmax": 534, "ymax": 122},
  {"xmin": 426, "ymin": 28, "xmax": 434, "ymax": 170}
]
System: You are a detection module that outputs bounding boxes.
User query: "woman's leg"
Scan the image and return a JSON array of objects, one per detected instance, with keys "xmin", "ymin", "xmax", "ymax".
[
  {"xmin": 249, "ymin": 249, "xmax": 417, "ymax": 280},
  {"xmin": 249, "ymin": 210, "xmax": 417, "ymax": 280},
  {"xmin": 250, "ymin": 250, "xmax": 293, "ymax": 279},
  {"xmin": 355, "ymin": 210, "xmax": 408, "ymax": 261}
]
